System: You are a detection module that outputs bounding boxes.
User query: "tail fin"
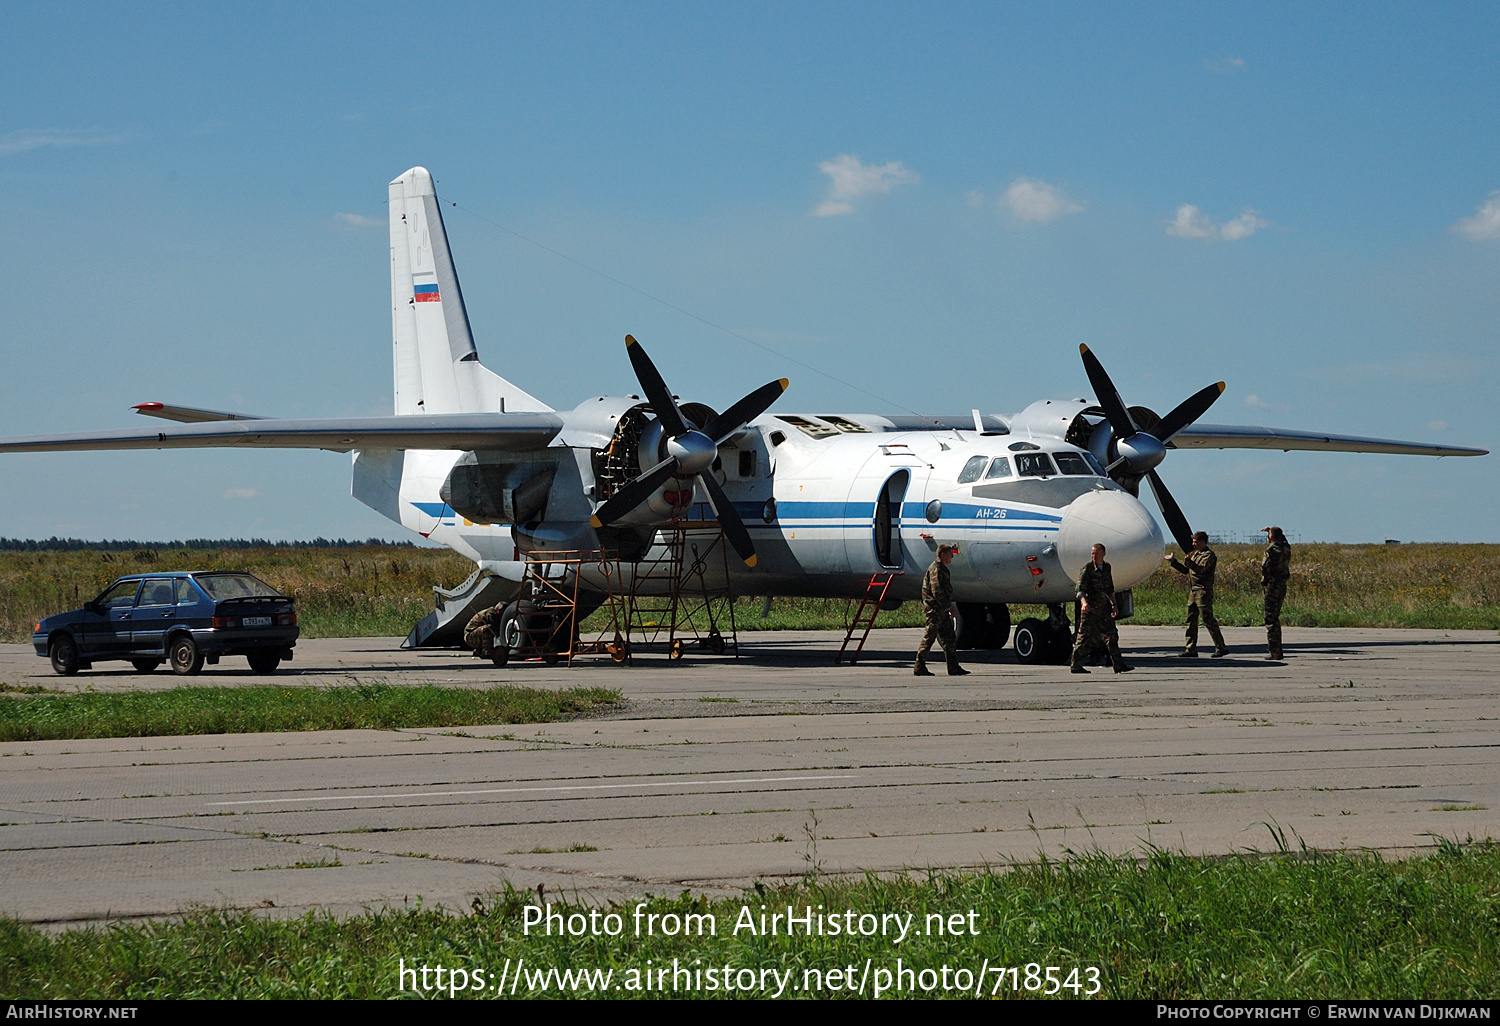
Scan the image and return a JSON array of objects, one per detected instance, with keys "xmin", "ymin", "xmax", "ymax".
[{"xmin": 388, "ymin": 167, "xmax": 552, "ymax": 415}]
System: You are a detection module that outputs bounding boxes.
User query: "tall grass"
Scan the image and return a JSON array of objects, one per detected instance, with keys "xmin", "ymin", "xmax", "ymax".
[
  {"xmin": 3, "ymin": 543, "xmax": 1496, "ymax": 644},
  {"xmin": 0, "ymin": 683, "xmax": 622, "ymax": 742},
  {"xmin": 4, "ymin": 844, "xmax": 1497, "ymax": 998}
]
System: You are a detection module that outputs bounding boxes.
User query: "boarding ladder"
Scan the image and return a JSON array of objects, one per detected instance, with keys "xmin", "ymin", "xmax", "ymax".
[{"xmin": 835, "ymin": 572, "xmax": 901, "ymax": 666}]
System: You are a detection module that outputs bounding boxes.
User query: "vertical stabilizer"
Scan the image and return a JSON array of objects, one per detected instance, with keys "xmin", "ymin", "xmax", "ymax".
[{"xmin": 388, "ymin": 167, "xmax": 552, "ymax": 415}]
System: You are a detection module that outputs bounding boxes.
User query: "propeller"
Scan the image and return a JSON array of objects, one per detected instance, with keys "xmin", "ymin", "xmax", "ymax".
[
  {"xmin": 1078, "ymin": 344, "xmax": 1225, "ymax": 552},
  {"xmin": 590, "ymin": 335, "xmax": 787, "ymax": 567}
]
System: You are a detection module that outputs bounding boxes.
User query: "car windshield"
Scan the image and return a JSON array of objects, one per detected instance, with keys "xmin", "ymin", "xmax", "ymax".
[{"xmin": 195, "ymin": 574, "xmax": 283, "ymax": 599}]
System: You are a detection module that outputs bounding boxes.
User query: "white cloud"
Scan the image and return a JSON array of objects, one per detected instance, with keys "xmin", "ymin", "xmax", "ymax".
[
  {"xmin": 222, "ymin": 488, "xmax": 261, "ymax": 500},
  {"xmin": 1167, "ymin": 204, "xmax": 1266, "ymax": 241},
  {"xmin": 1243, "ymin": 394, "xmax": 1271, "ymax": 410},
  {"xmin": 1426, "ymin": 420, "xmax": 1448, "ymax": 432},
  {"xmin": 965, "ymin": 189, "xmax": 985, "ymax": 209},
  {"xmin": 1203, "ymin": 56, "xmax": 1246, "ymax": 73},
  {"xmin": 1452, "ymin": 192, "xmax": 1500, "ymax": 240},
  {"xmin": 811, "ymin": 154, "xmax": 919, "ymax": 217},
  {"xmin": 0, "ymin": 128, "xmax": 123, "ymax": 158},
  {"xmin": 333, "ymin": 212, "xmax": 382, "ymax": 229},
  {"xmin": 1001, "ymin": 177, "xmax": 1084, "ymax": 222}
]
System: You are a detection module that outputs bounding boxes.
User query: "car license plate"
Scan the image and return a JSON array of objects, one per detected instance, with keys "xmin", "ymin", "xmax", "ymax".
[{"xmin": 243, "ymin": 616, "xmax": 272, "ymax": 627}]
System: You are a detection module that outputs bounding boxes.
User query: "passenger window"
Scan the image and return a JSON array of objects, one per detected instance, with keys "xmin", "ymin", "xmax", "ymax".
[
  {"xmin": 957, "ymin": 456, "xmax": 988, "ymax": 483},
  {"xmin": 139, "ymin": 580, "xmax": 175, "ymax": 607},
  {"xmin": 98, "ymin": 580, "xmax": 141, "ymax": 609},
  {"xmin": 1053, "ymin": 452, "xmax": 1093, "ymax": 476},
  {"xmin": 1016, "ymin": 453, "xmax": 1055, "ymax": 478},
  {"xmin": 175, "ymin": 578, "xmax": 201, "ymax": 605},
  {"xmin": 984, "ymin": 457, "xmax": 1013, "ymax": 480}
]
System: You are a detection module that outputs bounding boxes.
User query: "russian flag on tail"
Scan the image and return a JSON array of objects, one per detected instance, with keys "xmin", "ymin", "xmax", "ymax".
[{"xmin": 414, "ymin": 284, "xmax": 441, "ymax": 303}]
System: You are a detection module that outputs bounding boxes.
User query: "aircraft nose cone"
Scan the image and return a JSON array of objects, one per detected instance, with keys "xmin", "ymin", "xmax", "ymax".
[{"xmin": 1056, "ymin": 488, "xmax": 1165, "ymax": 589}]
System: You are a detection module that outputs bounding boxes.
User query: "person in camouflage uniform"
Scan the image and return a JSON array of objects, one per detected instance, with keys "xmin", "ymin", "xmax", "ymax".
[
  {"xmin": 1261, "ymin": 526, "xmax": 1292, "ymax": 660},
  {"xmin": 1070, "ymin": 543, "xmax": 1133, "ymax": 674},
  {"xmin": 915, "ymin": 544, "xmax": 968, "ymax": 676},
  {"xmin": 1169, "ymin": 531, "xmax": 1229, "ymax": 658},
  {"xmin": 464, "ymin": 603, "xmax": 506, "ymax": 660}
]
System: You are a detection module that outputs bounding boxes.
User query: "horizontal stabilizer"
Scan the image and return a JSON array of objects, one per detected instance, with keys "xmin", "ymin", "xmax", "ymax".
[
  {"xmin": 1171, "ymin": 423, "xmax": 1488, "ymax": 457},
  {"xmin": 133, "ymin": 402, "xmax": 268, "ymax": 423},
  {"xmin": 0, "ymin": 412, "xmax": 565, "ymax": 454}
]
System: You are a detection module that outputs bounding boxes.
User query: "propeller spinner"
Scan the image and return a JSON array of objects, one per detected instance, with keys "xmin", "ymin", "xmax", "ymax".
[
  {"xmin": 1078, "ymin": 343, "xmax": 1224, "ymax": 552},
  {"xmin": 589, "ymin": 335, "xmax": 788, "ymax": 567}
]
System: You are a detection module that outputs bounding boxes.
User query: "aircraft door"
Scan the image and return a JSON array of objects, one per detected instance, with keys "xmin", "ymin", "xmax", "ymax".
[{"xmin": 873, "ymin": 470, "xmax": 910, "ymax": 569}]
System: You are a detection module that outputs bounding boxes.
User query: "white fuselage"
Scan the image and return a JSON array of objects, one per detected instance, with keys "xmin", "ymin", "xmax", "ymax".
[{"xmin": 380, "ymin": 416, "xmax": 1165, "ymax": 605}]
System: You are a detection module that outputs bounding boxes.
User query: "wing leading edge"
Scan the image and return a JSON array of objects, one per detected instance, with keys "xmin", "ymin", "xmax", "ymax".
[
  {"xmin": 1171, "ymin": 423, "xmax": 1487, "ymax": 457},
  {"xmin": 0, "ymin": 412, "xmax": 565, "ymax": 454}
]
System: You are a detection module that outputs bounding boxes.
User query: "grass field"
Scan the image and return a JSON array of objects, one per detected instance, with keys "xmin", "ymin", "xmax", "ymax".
[
  {"xmin": 4, "ymin": 843, "xmax": 1496, "ymax": 999},
  {"xmin": 0, "ymin": 682, "xmax": 622, "ymax": 742},
  {"xmin": 2, "ymin": 542, "xmax": 1496, "ymax": 645}
]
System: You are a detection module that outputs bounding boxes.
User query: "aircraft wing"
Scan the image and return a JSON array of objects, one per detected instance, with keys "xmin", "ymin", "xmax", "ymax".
[
  {"xmin": 0, "ymin": 412, "xmax": 566, "ymax": 454},
  {"xmin": 1170, "ymin": 423, "xmax": 1488, "ymax": 457}
]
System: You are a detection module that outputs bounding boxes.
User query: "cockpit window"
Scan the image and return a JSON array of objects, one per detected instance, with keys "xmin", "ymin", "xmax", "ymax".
[
  {"xmin": 984, "ymin": 457, "xmax": 1013, "ymax": 479},
  {"xmin": 1081, "ymin": 451, "xmax": 1107, "ymax": 476},
  {"xmin": 1015, "ymin": 453, "xmax": 1055, "ymax": 478},
  {"xmin": 957, "ymin": 456, "xmax": 988, "ymax": 484},
  {"xmin": 1053, "ymin": 452, "xmax": 1095, "ymax": 476}
]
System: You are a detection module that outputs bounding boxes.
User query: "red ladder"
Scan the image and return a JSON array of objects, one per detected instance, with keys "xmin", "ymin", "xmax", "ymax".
[{"xmin": 835, "ymin": 572, "xmax": 901, "ymax": 666}]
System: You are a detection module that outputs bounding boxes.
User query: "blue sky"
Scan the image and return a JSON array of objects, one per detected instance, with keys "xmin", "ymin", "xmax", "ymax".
[{"xmin": 1, "ymin": 2, "xmax": 1495, "ymax": 542}]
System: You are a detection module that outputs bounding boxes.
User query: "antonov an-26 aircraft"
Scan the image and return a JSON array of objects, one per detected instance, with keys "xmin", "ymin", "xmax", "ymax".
[{"xmin": 1, "ymin": 167, "xmax": 1486, "ymax": 662}]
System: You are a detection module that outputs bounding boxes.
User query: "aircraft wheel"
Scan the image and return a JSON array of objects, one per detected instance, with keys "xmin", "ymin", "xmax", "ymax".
[
  {"xmin": 49, "ymin": 635, "xmax": 80, "ymax": 676},
  {"xmin": 1012, "ymin": 618, "xmax": 1048, "ymax": 665},
  {"xmin": 984, "ymin": 604, "xmax": 1011, "ymax": 649},
  {"xmin": 1047, "ymin": 623, "xmax": 1074, "ymax": 665},
  {"xmin": 955, "ymin": 603, "xmax": 982, "ymax": 649},
  {"xmin": 131, "ymin": 658, "xmax": 162, "ymax": 674},
  {"xmin": 499, "ymin": 602, "xmax": 522, "ymax": 655},
  {"xmin": 168, "ymin": 634, "xmax": 205, "ymax": 676}
]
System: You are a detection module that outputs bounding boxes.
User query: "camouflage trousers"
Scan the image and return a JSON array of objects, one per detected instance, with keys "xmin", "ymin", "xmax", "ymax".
[
  {"xmin": 916, "ymin": 611, "xmax": 958, "ymax": 670},
  {"xmin": 464, "ymin": 624, "xmax": 497, "ymax": 659},
  {"xmin": 1263, "ymin": 580, "xmax": 1288, "ymax": 656},
  {"xmin": 1185, "ymin": 589, "xmax": 1227, "ymax": 654},
  {"xmin": 1071, "ymin": 609, "xmax": 1124, "ymax": 671}
]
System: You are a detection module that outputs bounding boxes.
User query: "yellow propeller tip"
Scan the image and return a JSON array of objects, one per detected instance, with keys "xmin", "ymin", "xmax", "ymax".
[
  {"xmin": 1079, "ymin": 343, "xmax": 1091, "ymax": 354},
  {"xmin": 1216, "ymin": 381, "xmax": 1226, "ymax": 393},
  {"xmin": 589, "ymin": 516, "xmax": 603, "ymax": 529},
  {"xmin": 778, "ymin": 378, "xmax": 789, "ymax": 389},
  {"xmin": 625, "ymin": 335, "xmax": 636, "ymax": 347},
  {"xmin": 744, "ymin": 554, "xmax": 758, "ymax": 568}
]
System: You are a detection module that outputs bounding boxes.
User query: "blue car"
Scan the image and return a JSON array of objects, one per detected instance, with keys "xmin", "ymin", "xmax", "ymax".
[{"xmin": 33, "ymin": 572, "xmax": 299, "ymax": 676}]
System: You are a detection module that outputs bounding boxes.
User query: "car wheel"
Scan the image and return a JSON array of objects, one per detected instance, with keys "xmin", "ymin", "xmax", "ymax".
[
  {"xmin": 247, "ymin": 652, "xmax": 281, "ymax": 674},
  {"xmin": 1012, "ymin": 618, "xmax": 1047, "ymax": 665},
  {"xmin": 49, "ymin": 635, "xmax": 80, "ymax": 676},
  {"xmin": 168, "ymin": 635, "xmax": 205, "ymax": 676},
  {"xmin": 130, "ymin": 659, "xmax": 162, "ymax": 674}
]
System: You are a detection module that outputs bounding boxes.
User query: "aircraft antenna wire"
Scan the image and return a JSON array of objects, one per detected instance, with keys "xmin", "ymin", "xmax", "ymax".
[{"xmin": 448, "ymin": 200, "xmax": 925, "ymax": 417}]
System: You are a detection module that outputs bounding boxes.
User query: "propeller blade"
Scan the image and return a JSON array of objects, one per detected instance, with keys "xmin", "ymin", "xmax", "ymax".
[
  {"xmin": 1079, "ymin": 344, "xmax": 1136, "ymax": 439},
  {"xmin": 1145, "ymin": 469, "xmax": 1195, "ymax": 553},
  {"xmin": 699, "ymin": 471, "xmax": 758, "ymax": 568},
  {"xmin": 1153, "ymin": 381, "xmax": 1226, "ymax": 444},
  {"xmin": 589, "ymin": 458, "xmax": 679, "ymax": 528},
  {"xmin": 624, "ymin": 335, "xmax": 688, "ymax": 438},
  {"xmin": 705, "ymin": 378, "xmax": 789, "ymax": 444}
]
